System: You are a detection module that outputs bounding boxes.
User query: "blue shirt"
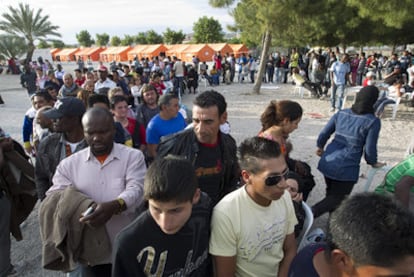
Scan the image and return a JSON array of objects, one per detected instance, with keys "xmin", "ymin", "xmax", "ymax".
[
  {"xmin": 317, "ymin": 109, "xmax": 381, "ymax": 182},
  {"xmin": 146, "ymin": 113, "xmax": 186, "ymax": 144},
  {"xmin": 330, "ymin": 61, "xmax": 350, "ymax": 85}
]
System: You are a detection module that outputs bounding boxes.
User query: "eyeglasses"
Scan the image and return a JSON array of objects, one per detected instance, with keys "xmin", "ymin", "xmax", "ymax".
[{"xmin": 264, "ymin": 168, "xmax": 289, "ymax": 187}]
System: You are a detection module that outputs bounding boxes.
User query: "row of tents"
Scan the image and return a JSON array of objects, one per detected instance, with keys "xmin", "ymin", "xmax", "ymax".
[{"xmin": 51, "ymin": 43, "xmax": 249, "ymax": 63}]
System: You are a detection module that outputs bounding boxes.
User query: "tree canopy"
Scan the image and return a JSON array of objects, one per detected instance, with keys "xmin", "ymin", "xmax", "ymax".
[
  {"xmin": 0, "ymin": 3, "xmax": 60, "ymax": 66},
  {"xmin": 96, "ymin": 33, "xmax": 109, "ymax": 46},
  {"xmin": 121, "ymin": 35, "xmax": 134, "ymax": 46},
  {"xmin": 163, "ymin": 28, "xmax": 186, "ymax": 44},
  {"xmin": 209, "ymin": 0, "xmax": 414, "ymax": 94},
  {"xmin": 76, "ymin": 30, "xmax": 94, "ymax": 47},
  {"xmin": 0, "ymin": 35, "xmax": 26, "ymax": 59},
  {"xmin": 110, "ymin": 36, "xmax": 121, "ymax": 46},
  {"xmin": 193, "ymin": 16, "xmax": 224, "ymax": 43}
]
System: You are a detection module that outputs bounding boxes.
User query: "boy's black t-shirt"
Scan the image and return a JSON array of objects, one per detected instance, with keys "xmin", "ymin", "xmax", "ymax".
[{"xmin": 112, "ymin": 193, "xmax": 212, "ymax": 277}]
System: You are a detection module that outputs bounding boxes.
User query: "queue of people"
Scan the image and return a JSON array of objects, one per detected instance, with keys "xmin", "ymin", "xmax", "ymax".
[{"xmin": 1, "ymin": 51, "xmax": 414, "ymax": 277}]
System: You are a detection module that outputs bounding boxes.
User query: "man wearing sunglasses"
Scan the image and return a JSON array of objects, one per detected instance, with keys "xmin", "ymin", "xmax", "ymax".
[{"xmin": 209, "ymin": 137, "xmax": 297, "ymax": 277}]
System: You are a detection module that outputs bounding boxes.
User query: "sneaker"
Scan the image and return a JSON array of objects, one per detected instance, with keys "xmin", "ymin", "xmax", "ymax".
[
  {"xmin": 319, "ymin": 95, "xmax": 326, "ymax": 100},
  {"xmin": 330, "ymin": 107, "xmax": 335, "ymax": 112}
]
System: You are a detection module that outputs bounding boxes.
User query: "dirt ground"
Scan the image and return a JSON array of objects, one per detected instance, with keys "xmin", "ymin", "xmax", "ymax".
[{"xmin": 0, "ymin": 63, "xmax": 413, "ymax": 276}]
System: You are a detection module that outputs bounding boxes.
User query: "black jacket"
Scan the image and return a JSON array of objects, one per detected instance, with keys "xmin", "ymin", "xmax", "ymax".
[{"xmin": 157, "ymin": 128, "xmax": 240, "ymax": 204}]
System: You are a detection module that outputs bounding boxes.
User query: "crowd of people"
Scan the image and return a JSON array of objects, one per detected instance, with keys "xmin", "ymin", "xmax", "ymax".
[{"xmin": 1, "ymin": 48, "xmax": 414, "ymax": 277}]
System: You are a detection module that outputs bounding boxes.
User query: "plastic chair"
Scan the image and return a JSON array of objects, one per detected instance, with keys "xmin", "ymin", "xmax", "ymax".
[
  {"xmin": 293, "ymin": 86, "xmax": 311, "ymax": 98},
  {"xmin": 342, "ymin": 86, "xmax": 362, "ymax": 109},
  {"xmin": 363, "ymin": 165, "xmax": 392, "ymax": 191},
  {"xmin": 391, "ymin": 97, "xmax": 402, "ymax": 120},
  {"xmin": 298, "ymin": 201, "xmax": 314, "ymax": 251},
  {"xmin": 198, "ymin": 75, "xmax": 208, "ymax": 89}
]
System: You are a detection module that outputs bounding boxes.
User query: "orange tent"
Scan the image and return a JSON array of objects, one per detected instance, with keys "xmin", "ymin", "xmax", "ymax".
[
  {"xmin": 55, "ymin": 48, "xmax": 80, "ymax": 62},
  {"xmin": 127, "ymin": 45, "xmax": 149, "ymax": 61},
  {"xmin": 76, "ymin": 47, "xmax": 106, "ymax": 62},
  {"xmin": 100, "ymin": 46, "xmax": 132, "ymax": 62},
  {"xmin": 209, "ymin": 43, "xmax": 234, "ymax": 56},
  {"xmin": 180, "ymin": 44, "xmax": 215, "ymax": 63},
  {"xmin": 165, "ymin": 44, "xmax": 190, "ymax": 60},
  {"xmin": 140, "ymin": 44, "xmax": 169, "ymax": 60},
  {"xmin": 50, "ymin": 48, "xmax": 61, "ymax": 61},
  {"xmin": 229, "ymin": 44, "xmax": 249, "ymax": 58}
]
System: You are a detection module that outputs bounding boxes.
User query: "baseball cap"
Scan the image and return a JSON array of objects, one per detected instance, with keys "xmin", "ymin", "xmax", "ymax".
[
  {"xmin": 98, "ymin": 65, "xmax": 108, "ymax": 72},
  {"xmin": 43, "ymin": 98, "xmax": 86, "ymax": 119}
]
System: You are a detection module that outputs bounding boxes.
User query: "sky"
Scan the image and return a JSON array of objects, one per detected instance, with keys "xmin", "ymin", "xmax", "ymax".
[{"xmin": 0, "ymin": 0, "xmax": 235, "ymax": 44}]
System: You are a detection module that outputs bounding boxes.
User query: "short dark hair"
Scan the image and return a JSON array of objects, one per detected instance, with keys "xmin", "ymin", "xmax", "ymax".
[
  {"xmin": 193, "ymin": 90, "xmax": 227, "ymax": 116},
  {"xmin": 144, "ymin": 156, "xmax": 197, "ymax": 203},
  {"xmin": 110, "ymin": 95, "xmax": 128, "ymax": 109},
  {"xmin": 158, "ymin": 93, "xmax": 178, "ymax": 110},
  {"xmin": 32, "ymin": 90, "xmax": 53, "ymax": 103},
  {"xmin": 327, "ymin": 192, "xmax": 414, "ymax": 267},
  {"xmin": 82, "ymin": 106, "xmax": 114, "ymax": 128},
  {"xmin": 260, "ymin": 100, "xmax": 303, "ymax": 131},
  {"xmin": 88, "ymin": 94, "xmax": 110, "ymax": 108},
  {"xmin": 238, "ymin": 137, "xmax": 282, "ymax": 174}
]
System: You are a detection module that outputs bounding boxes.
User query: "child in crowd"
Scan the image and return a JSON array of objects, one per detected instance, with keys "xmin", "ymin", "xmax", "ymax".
[
  {"xmin": 112, "ymin": 156, "xmax": 212, "ymax": 276},
  {"xmin": 286, "ymin": 171, "xmax": 306, "ymax": 238}
]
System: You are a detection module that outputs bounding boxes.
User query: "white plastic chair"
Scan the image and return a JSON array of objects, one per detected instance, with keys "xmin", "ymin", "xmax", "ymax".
[
  {"xmin": 342, "ymin": 86, "xmax": 362, "ymax": 109},
  {"xmin": 298, "ymin": 201, "xmax": 314, "ymax": 251},
  {"xmin": 198, "ymin": 75, "xmax": 208, "ymax": 89},
  {"xmin": 391, "ymin": 97, "xmax": 402, "ymax": 120},
  {"xmin": 293, "ymin": 86, "xmax": 311, "ymax": 98},
  {"xmin": 363, "ymin": 165, "xmax": 392, "ymax": 191}
]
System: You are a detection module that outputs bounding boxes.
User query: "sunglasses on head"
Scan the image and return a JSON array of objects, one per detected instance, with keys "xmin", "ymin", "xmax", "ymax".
[{"xmin": 265, "ymin": 168, "xmax": 289, "ymax": 187}]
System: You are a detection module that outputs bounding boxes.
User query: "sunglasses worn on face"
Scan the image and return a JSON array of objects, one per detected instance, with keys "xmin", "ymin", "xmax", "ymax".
[{"xmin": 265, "ymin": 168, "xmax": 289, "ymax": 187}]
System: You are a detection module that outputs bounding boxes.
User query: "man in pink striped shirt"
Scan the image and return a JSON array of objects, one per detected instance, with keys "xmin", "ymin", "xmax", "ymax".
[{"xmin": 46, "ymin": 107, "xmax": 146, "ymax": 276}]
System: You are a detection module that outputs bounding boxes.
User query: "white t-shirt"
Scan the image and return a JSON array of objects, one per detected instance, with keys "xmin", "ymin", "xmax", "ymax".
[{"xmin": 209, "ymin": 187, "xmax": 297, "ymax": 277}]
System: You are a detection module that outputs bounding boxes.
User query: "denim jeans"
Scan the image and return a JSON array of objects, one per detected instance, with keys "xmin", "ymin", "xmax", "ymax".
[
  {"xmin": 331, "ymin": 84, "xmax": 345, "ymax": 109},
  {"xmin": 250, "ymin": 70, "xmax": 255, "ymax": 83},
  {"xmin": 274, "ymin": 67, "xmax": 281, "ymax": 83}
]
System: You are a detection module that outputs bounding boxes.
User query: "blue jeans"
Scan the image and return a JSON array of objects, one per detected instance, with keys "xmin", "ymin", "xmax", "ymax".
[
  {"xmin": 331, "ymin": 84, "xmax": 345, "ymax": 109},
  {"xmin": 274, "ymin": 67, "xmax": 281, "ymax": 83}
]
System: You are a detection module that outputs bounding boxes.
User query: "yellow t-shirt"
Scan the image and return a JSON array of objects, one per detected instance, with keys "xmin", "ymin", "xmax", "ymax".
[{"xmin": 209, "ymin": 187, "xmax": 297, "ymax": 276}]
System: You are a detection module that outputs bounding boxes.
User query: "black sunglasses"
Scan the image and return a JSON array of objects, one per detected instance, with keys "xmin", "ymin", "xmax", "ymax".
[{"xmin": 265, "ymin": 168, "xmax": 289, "ymax": 187}]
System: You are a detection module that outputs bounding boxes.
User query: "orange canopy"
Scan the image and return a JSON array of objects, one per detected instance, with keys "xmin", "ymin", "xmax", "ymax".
[
  {"xmin": 76, "ymin": 47, "xmax": 106, "ymax": 61},
  {"xmin": 180, "ymin": 44, "xmax": 215, "ymax": 63},
  {"xmin": 165, "ymin": 44, "xmax": 190, "ymax": 60},
  {"xmin": 50, "ymin": 48, "xmax": 61, "ymax": 61},
  {"xmin": 54, "ymin": 48, "xmax": 80, "ymax": 62},
  {"xmin": 140, "ymin": 44, "xmax": 168, "ymax": 60},
  {"xmin": 209, "ymin": 43, "xmax": 234, "ymax": 56},
  {"xmin": 100, "ymin": 46, "xmax": 132, "ymax": 62},
  {"xmin": 229, "ymin": 44, "xmax": 249, "ymax": 58},
  {"xmin": 127, "ymin": 45, "xmax": 149, "ymax": 61}
]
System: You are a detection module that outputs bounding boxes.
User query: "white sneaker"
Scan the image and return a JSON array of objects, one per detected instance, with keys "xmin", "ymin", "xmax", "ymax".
[{"xmin": 330, "ymin": 107, "xmax": 335, "ymax": 112}]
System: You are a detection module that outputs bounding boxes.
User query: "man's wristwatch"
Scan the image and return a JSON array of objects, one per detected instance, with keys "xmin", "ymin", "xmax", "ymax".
[{"xmin": 116, "ymin": 198, "xmax": 127, "ymax": 214}]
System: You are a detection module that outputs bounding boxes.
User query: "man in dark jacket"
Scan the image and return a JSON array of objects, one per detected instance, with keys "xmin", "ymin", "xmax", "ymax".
[
  {"xmin": 35, "ymin": 98, "xmax": 87, "ymax": 200},
  {"xmin": 157, "ymin": 90, "xmax": 240, "ymax": 206}
]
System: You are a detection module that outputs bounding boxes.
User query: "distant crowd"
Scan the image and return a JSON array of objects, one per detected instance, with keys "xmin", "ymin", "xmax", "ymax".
[{"xmin": 1, "ymin": 47, "xmax": 414, "ymax": 276}]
